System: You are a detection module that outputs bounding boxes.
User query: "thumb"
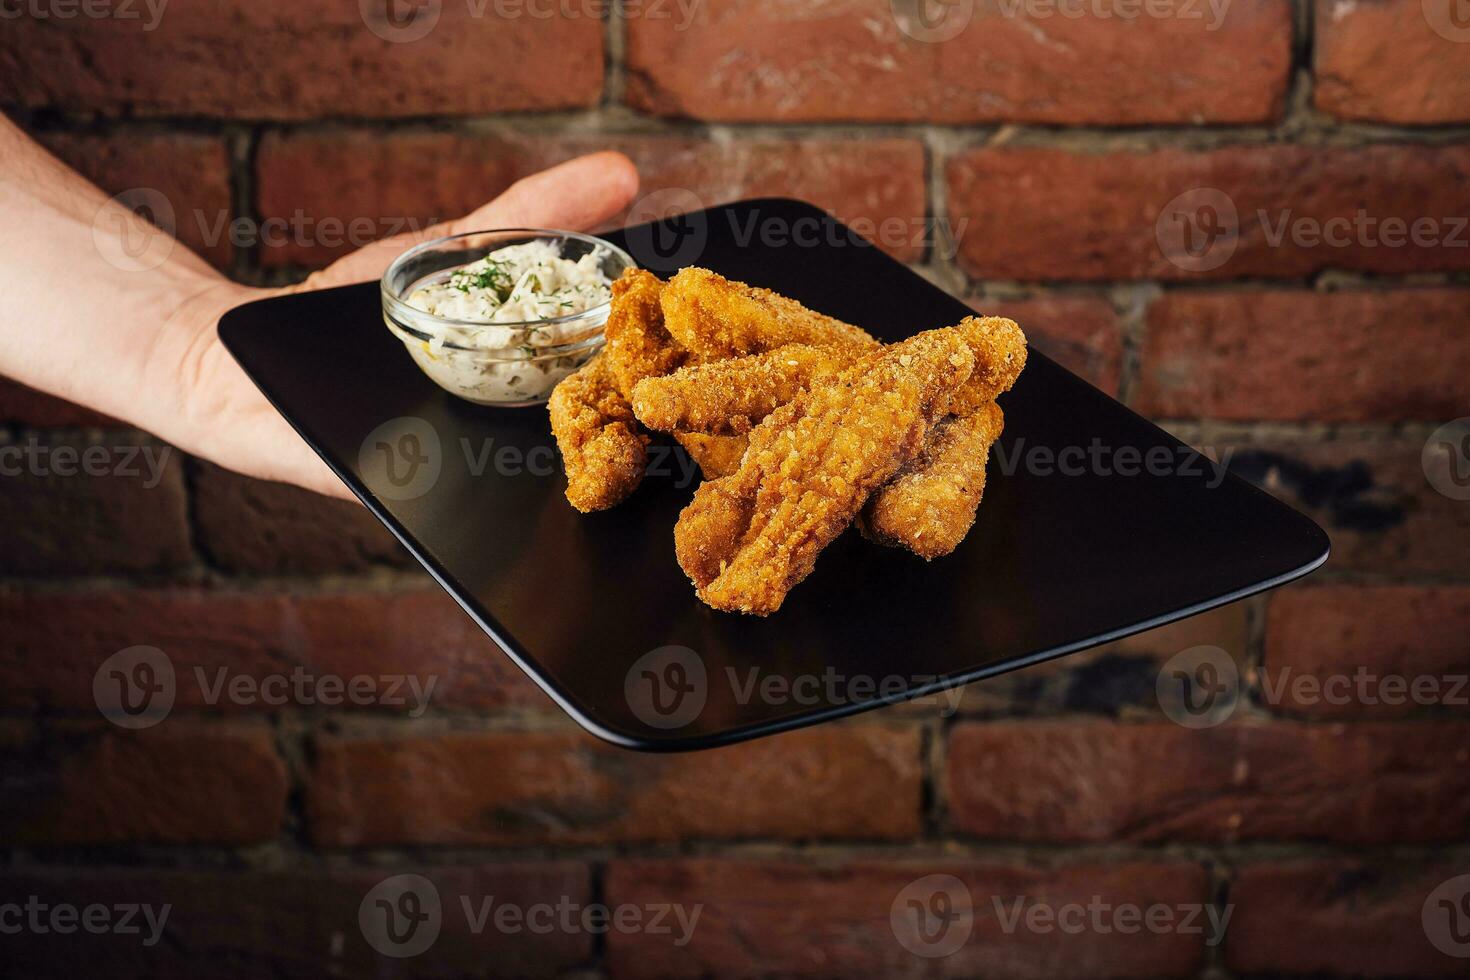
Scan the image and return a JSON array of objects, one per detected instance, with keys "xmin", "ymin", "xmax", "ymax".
[{"xmin": 301, "ymin": 151, "xmax": 640, "ymax": 291}]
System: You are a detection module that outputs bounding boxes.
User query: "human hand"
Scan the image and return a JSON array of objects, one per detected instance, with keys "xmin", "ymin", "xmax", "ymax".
[
  {"xmin": 0, "ymin": 112, "xmax": 639, "ymax": 502},
  {"xmin": 165, "ymin": 153, "xmax": 641, "ymax": 499}
]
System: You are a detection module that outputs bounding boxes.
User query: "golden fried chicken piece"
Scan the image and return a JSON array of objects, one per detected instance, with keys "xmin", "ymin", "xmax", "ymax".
[
  {"xmin": 857, "ymin": 317, "xmax": 1024, "ymax": 558},
  {"xmin": 547, "ymin": 354, "xmax": 649, "ymax": 513},
  {"xmin": 860, "ymin": 400, "xmax": 1005, "ymax": 559},
  {"xmin": 674, "ymin": 328, "xmax": 976, "ymax": 615},
  {"xmin": 941, "ymin": 316, "xmax": 1028, "ymax": 417},
  {"xmin": 603, "ymin": 269, "xmax": 688, "ymax": 397},
  {"xmin": 660, "ymin": 267, "xmax": 877, "ymax": 359},
  {"xmin": 631, "ymin": 344, "xmax": 855, "ymax": 436},
  {"xmin": 674, "ymin": 432, "xmax": 749, "ymax": 480}
]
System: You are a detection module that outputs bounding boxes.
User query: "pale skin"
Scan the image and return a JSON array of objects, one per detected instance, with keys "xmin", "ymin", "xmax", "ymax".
[{"xmin": 0, "ymin": 114, "xmax": 641, "ymax": 499}]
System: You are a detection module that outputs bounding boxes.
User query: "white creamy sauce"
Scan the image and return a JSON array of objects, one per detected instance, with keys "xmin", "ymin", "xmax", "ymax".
[{"xmin": 397, "ymin": 240, "xmax": 614, "ymax": 405}]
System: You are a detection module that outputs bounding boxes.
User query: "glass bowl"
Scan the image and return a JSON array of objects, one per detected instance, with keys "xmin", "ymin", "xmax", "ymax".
[{"xmin": 381, "ymin": 229, "xmax": 635, "ymax": 407}]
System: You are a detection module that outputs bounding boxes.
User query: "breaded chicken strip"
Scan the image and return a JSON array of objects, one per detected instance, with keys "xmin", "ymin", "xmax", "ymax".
[
  {"xmin": 675, "ymin": 328, "xmax": 975, "ymax": 615},
  {"xmin": 547, "ymin": 354, "xmax": 649, "ymax": 513},
  {"xmin": 603, "ymin": 269, "xmax": 688, "ymax": 397},
  {"xmin": 635, "ymin": 314, "xmax": 1024, "ymax": 440},
  {"xmin": 632, "ymin": 344, "xmax": 855, "ymax": 436},
  {"xmin": 860, "ymin": 401, "xmax": 1005, "ymax": 559},
  {"xmin": 856, "ymin": 317, "xmax": 1024, "ymax": 558},
  {"xmin": 941, "ymin": 316, "xmax": 1028, "ymax": 417},
  {"xmin": 601, "ymin": 268, "xmax": 749, "ymax": 480},
  {"xmin": 660, "ymin": 268, "xmax": 877, "ymax": 359}
]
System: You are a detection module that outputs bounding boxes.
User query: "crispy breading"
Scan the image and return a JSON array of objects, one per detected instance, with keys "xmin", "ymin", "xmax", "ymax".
[
  {"xmin": 603, "ymin": 268, "xmax": 687, "ymax": 397},
  {"xmin": 941, "ymin": 316, "xmax": 1028, "ymax": 417},
  {"xmin": 660, "ymin": 267, "xmax": 877, "ymax": 359},
  {"xmin": 674, "ymin": 432, "xmax": 749, "ymax": 480},
  {"xmin": 856, "ymin": 316, "xmax": 1024, "ymax": 558},
  {"xmin": 547, "ymin": 354, "xmax": 649, "ymax": 513},
  {"xmin": 860, "ymin": 400, "xmax": 1005, "ymax": 559},
  {"xmin": 631, "ymin": 344, "xmax": 855, "ymax": 436},
  {"xmin": 674, "ymin": 328, "xmax": 975, "ymax": 615}
]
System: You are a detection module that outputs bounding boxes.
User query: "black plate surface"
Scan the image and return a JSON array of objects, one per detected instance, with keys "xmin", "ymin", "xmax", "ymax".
[{"xmin": 220, "ymin": 198, "xmax": 1328, "ymax": 751}]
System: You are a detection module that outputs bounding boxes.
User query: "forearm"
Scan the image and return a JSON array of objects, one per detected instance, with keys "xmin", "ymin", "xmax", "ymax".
[{"xmin": 0, "ymin": 115, "xmax": 249, "ymax": 432}]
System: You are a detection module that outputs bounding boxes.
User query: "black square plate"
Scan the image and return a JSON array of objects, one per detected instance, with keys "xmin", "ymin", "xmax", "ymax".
[{"xmin": 220, "ymin": 198, "xmax": 1328, "ymax": 751}]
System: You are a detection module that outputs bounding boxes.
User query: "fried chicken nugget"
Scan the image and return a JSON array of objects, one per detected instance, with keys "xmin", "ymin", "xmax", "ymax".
[
  {"xmin": 660, "ymin": 267, "xmax": 877, "ymax": 359},
  {"xmin": 860, "ymin": 401, "xmax": 1005, "ymax": 559},
  {"xmin": 674, "ymin": 328, "xmax": 975, "ymax": 615},
  {"xmin": 547, "ymin": 354, "xmax": 649, "ymax": 513},
  {"xmin": 631, "ymin": 344, "xmax": 855, "ymax": 436}
]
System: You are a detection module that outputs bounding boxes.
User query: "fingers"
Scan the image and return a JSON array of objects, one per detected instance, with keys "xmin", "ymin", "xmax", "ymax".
[
  {"xmin": 302, "ymin": 152, "xmax": 640, "ymax": 292},
  {"xmin": 474, "ymin": 151, "xmax": 640, "ymax": 233},
  {"xmin": 256, "ymin": 413, "xmax": 357, "ymax": 500}
]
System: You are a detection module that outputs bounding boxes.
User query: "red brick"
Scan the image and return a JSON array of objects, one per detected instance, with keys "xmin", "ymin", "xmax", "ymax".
[
  {"xmin": 308, "ymin": 725, "xmax": 921, "ymax": 846},
  {"xmin": 946, "ymin": 719, "xmax": 1470, "ymax": 843},
  {"xmin": 0, "ymin": 720, "xmax": 286, "ymax": 845},
  {"xmin": 0, "ymin": 378, "xmax": 119, "ymax": 428},
  {"xmin": 1227, "ymin": 860, "xmax": 1468, "ymax": 977},
  {"xmin": 0, "ymin": 588, "xmax": 549, "ymax": 714},
  {"xmin": 947, "ymin": 145, "xmax": 1470, "ymax": 281},
  {"xmin": 974, "ymin": 296, "xmax": 1122, "ymax": 395},
  {"xmin": 191, "ymin": 460, "xmax": 410, "ymax": 573},
  {"xmin": 0, "ymin": 430, "xmax": 191, "ymax": 576},
  {"xmin": 606, "ymin": 858, "xmax": 1209, "ymax": 979},
  {"xmin": 626, "ymin": 0, "xmax": 1290, "ymax": 124},
  {"xmin": 1224, "ymin": 434, "xmax": 1470, "ymax": 578},
  {"xmin": 255, "ymin": 129, "xmax": 929, "ymax": 266},
  {"xmin": 37, "ymin": 131, "xmax": 234, "ymax": 269},
  {"xmin": 0, "ymin": 863, "xmax": 591, "ymax": 979},
  {"xmin": 1262, "ymin": 585, "xmax": 1470, "ymax": 718},
  {"xmin": 1139, "ymin": 288, "xmax": 1470, "ymax": 422},
  {"xmin": 1315, "ymin": 0, "xmax": 1470, "ymax": 124},
  {"xmin": 0, "ymin": 3, "xmax": 601, "ymax": 119}
]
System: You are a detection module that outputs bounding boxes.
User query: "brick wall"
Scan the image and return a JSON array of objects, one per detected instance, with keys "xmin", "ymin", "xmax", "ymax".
[{"xmin": 2, "ymin": 1, "xmax": 1469, "ymax": 975}]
